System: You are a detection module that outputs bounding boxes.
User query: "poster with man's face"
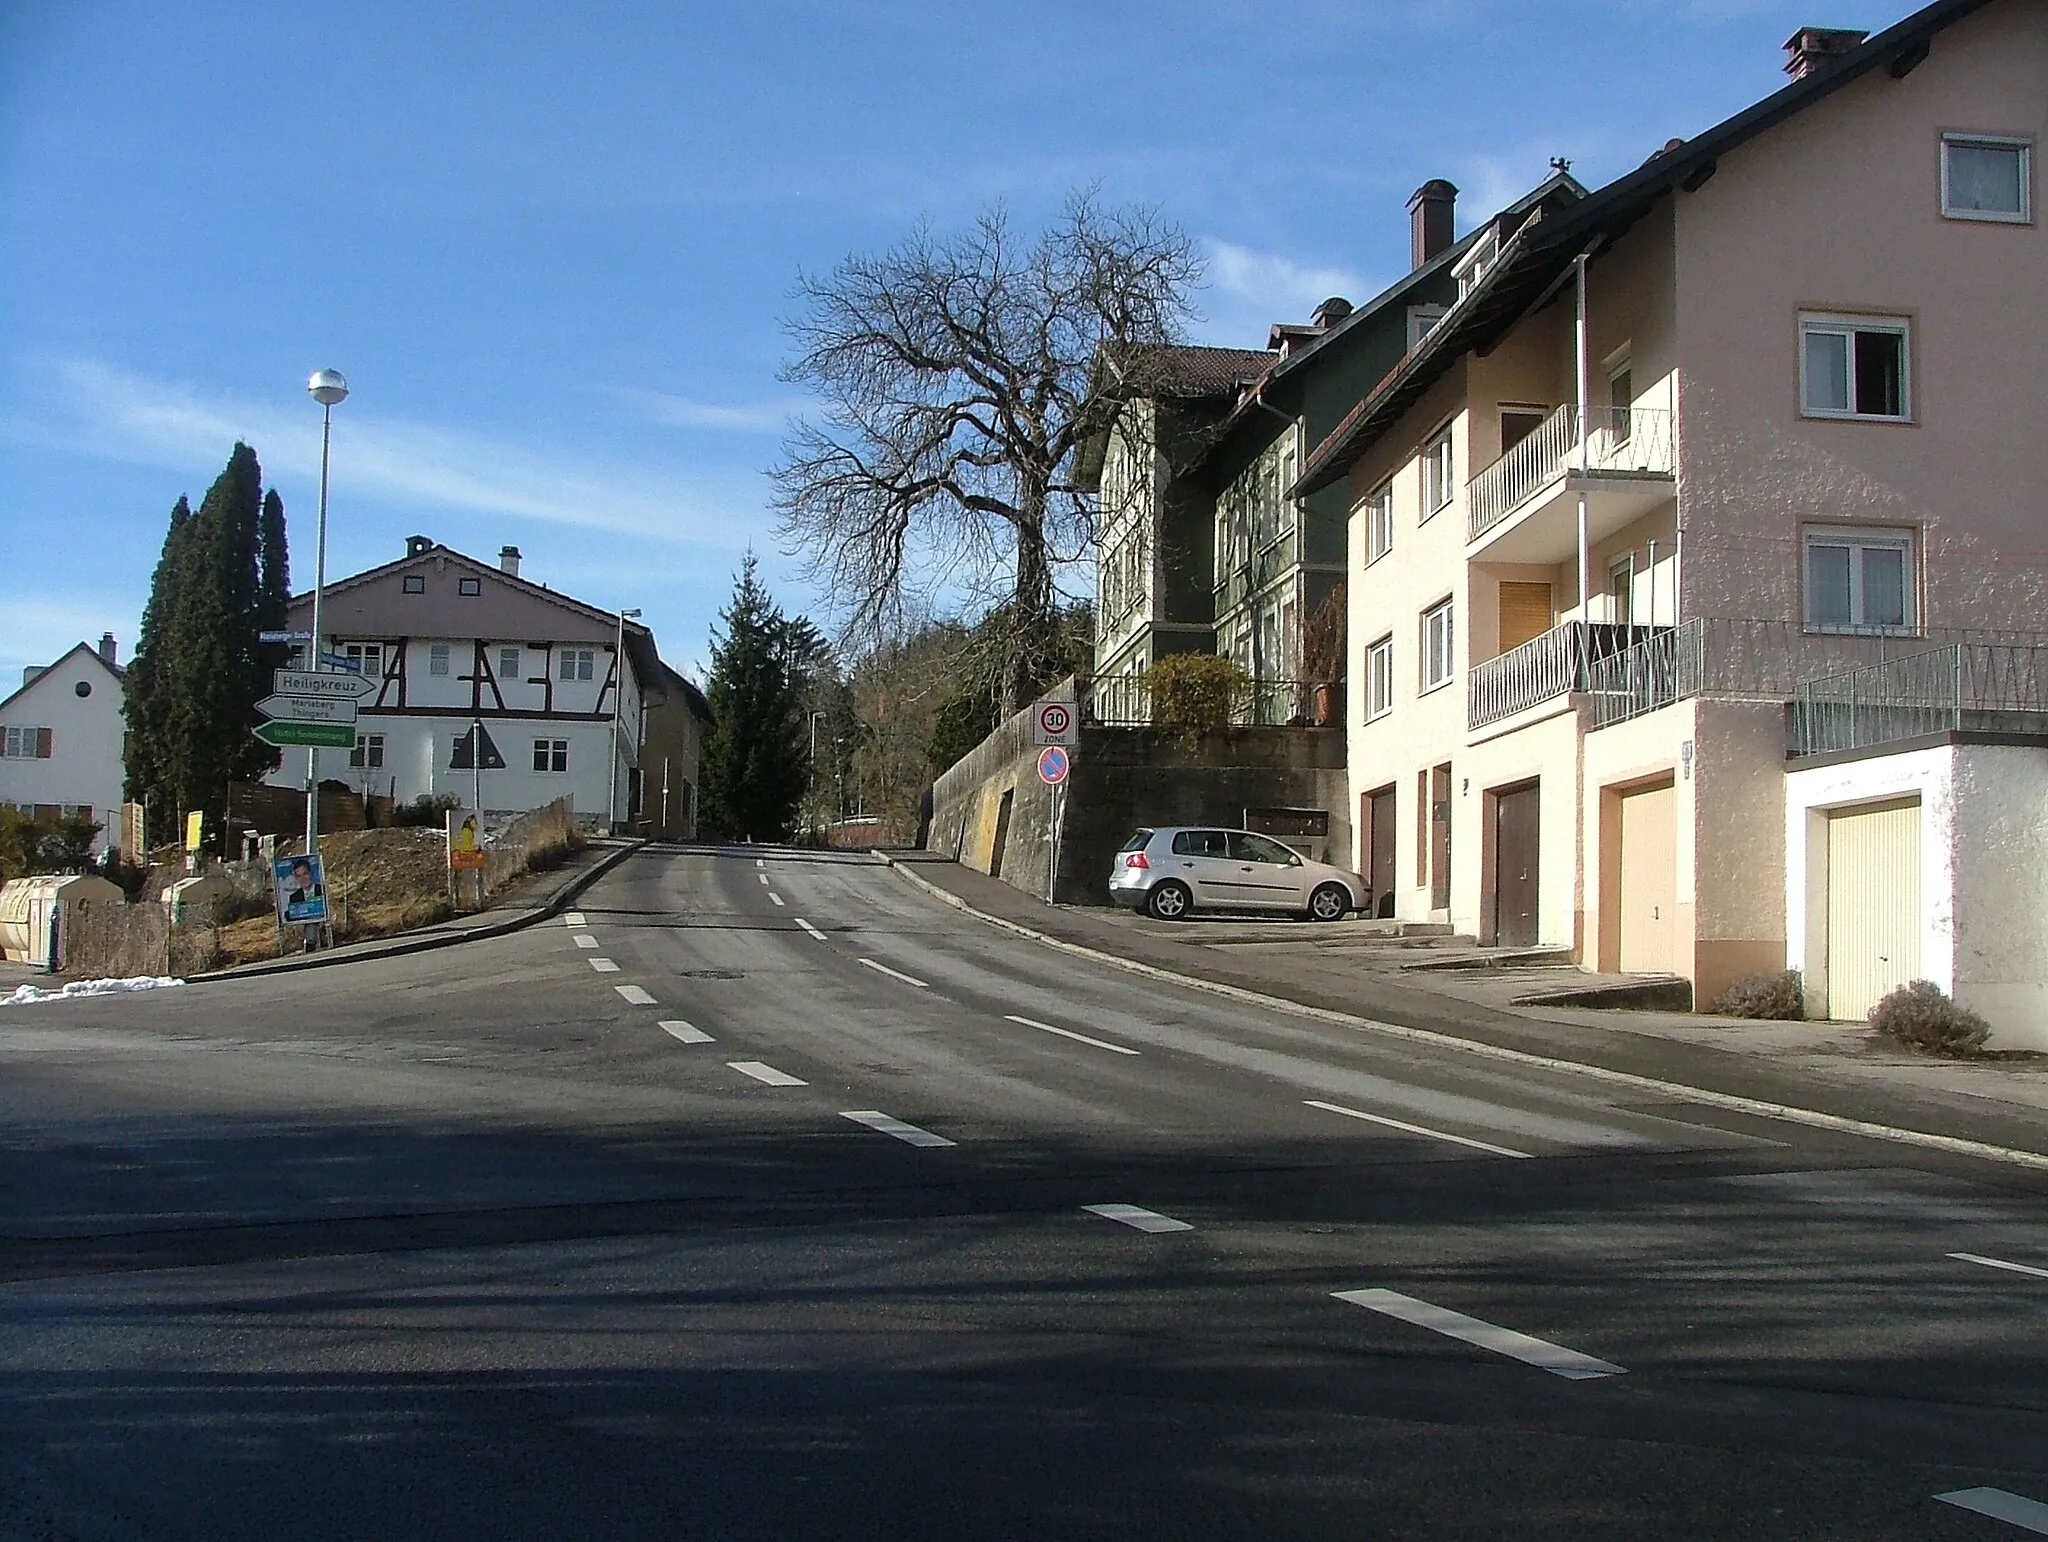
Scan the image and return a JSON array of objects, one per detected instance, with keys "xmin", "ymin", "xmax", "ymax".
[{"xmin": 273, "ymin": 854, "xmax": 328, "ymax": 925}]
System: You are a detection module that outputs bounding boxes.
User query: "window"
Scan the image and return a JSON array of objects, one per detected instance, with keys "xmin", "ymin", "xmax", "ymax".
[
  {"xmin": 1365, "ymin": 479, "xmax": 1394, "ymax": 565},
  {"xmin": 1800, "ymin": 313, "xmax": 1910, "ymax": 420},
  {"xmin": 1421, "ymin": 426, "xmax": 1454, "ymax": 518},
  {"xmin": 1366, "ymin": 635, "xmax": 1394, "ymax": 721},
  {"xmin": 1231, "ymin": 832, "xmax": 1298, "ymax": 865},
  {"xmin": 498, "ymin": 647, "xmax": 520, "ymax": 679},
  {"xmin": 1609, "ymin": 555, "xmax": 1635, "ymax": 626},
  {"xmin": 1406, "ymin": 304, "xmax": 1447, "ymax": 350},
  {"xmin": 61, "ymin": 804, "xmax": 91, "ymax": 820},
  {"xmin": 1607, "ymin": 362, "xmax": 1633, "ymax": 444},
  {"xmin": 287, "ymin": 644, "xmax": 308, "ymax": 670},
  {"xmin": 349, "ymin": 733, "xmax": 385, "ymax": 769},
  {"xmin": 1421, "ymin": 599, "xmax": 1455, "ymax": 692},
  {"xmin": 1499, "ymin": 406, "xmax": 1547, "ymax": 455},
  {"xmin": 1169, "ymin": 829, "xmax": 1228, "ymax": 858},
  {"xmin": 2, "ymin": 725, "xmax": 51, "ymax": 758},
  {"xmin": 1941, "ymin": 134, "xmax": 2030, "ymax": 223},
  {"xmin": 533, "ymin": 737, "xmax": 569, "ymax": 773},
  {"xmin": 559, "ymin": 647, "xmax": 595, "ymax": 681},
  {"xmin": 344, "ymin": 643, "xmax": 383, "ymax": 677},
  {"xmin": 458, "ymin": 576, "xmax": 481, "ymax": 597},
  {"xmin": 428, "ymin": 644, "xmax": 452, "ymax": 676},
  {"xmin": 1805, "ymin": 527, "xmax": 1916, "ymax": 633},
  {"xmin": 402, "ymin": 575, "xmax": 426, "ymax": 594}
]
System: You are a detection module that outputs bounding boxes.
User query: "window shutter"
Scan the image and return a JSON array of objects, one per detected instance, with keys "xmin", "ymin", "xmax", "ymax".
[{"xmin": 35, "ymin": 727, "xmax": 53, "ymax": 758}]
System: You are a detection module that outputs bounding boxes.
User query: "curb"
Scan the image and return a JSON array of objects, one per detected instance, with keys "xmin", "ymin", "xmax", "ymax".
[
  {"xmin": 878, "ymin": 854, "xmax": 2048, "ymax": 1175},
  {"xmin": 188, "ymin": 840, "xmax": 648, "ymax": 982}
]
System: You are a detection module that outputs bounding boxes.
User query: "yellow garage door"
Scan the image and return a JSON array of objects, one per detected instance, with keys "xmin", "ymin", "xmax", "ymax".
[
  {"xmin": 1616, "ymin": 780, "xmax": 1677, "ymax": 974},
  {"xmin": 1825, "ymin": 797, "xmax": 1921, "ymax": 1021}
]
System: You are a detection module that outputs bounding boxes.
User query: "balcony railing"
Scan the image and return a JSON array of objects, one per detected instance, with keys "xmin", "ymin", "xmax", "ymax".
[
  {"xmin": 1467, "ymin": 404, "xmax": 1673, "ymax": 543},
  {"xmin": 1468, "ymin": 621, "xmax": 1663, "ymax": 731},
  {"xmin": 1790, "ymin": 643, "xmax": 2048, "ymax": 755},
  {"xmin": 1082, "ymin": 674, "xmax": 1339, "ymax": 729},
  {"xmin": 1583, "ymin": 619, "xmax": 2048, "ymax": 732}
]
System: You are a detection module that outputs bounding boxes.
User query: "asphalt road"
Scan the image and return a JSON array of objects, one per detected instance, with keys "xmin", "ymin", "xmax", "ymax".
[{"xmin": 1, "ymin": 845, "xmax": 2044, "ymax": 1540}]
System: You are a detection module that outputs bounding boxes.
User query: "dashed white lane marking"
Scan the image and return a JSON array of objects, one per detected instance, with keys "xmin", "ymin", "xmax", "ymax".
[
  {"xmin": 755, "ymin": 858, "xmax": 765, "ymax": 869},
  {"xmin": 796, "ymin": 918, "xmax": 826, "ymax": 939},
  {"xmin": 1950, "ymin": 1251, "xmax": 2048, "ymax": 1281},
  {"xmin": 1333, "ymin": 1289, "xmax": 1626, "ymax": 1380},
  {"xmin": 769, "ymin": 893, "xmax": 785, "ymax": 907},
  {"xmin": 1084, "ymin": 1203, "xmax": 1192, "ymax": 1233},
  {"xmin": 1304, "ymin": 1099, "xmax": 1532, "ymax": 1159},
  {"xmin": 615, "ymin": 985, "xmax": 657, "ymax": 1005},
  {"xmin": 841, "ymin": 1110, "xmax": 955, "ymax": 1147},
  {"xmin": 589, "ymin": 958, "xmax": 620, "ymax": 973},
  {"xmin": 659, "ymin": 1019, "xmax": 714, "ymax": 1044},
  {"xmin": 729, "ymin": 1060, "xmax": 807, "ymax": 1087},
  {"xmin": 564, "ymin": 913, "xmax": 586, "ymax": 926},
  {"xmin": 1005, "ymin": 1014, "xmax": 1140, "ymax": 1056},
  {"xmin": 573, "ymin": 934, "xmax": 599, "ymax": 949},
  {"xmin": 758, "ymin": 873, "xmax": 770, "ymax": 885},
  {"xmin": 1936, "ymin": 1488, "xmax": 2048, "ymax": 1533},
  {"xmin": 858, "ymin": 958, "xmax": 928, "ymax": 989}
]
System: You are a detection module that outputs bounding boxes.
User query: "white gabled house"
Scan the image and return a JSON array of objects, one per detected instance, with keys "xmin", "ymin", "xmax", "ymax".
[{"xmin": 0, "ymin": 635, "xmax": 128, "ymax": 856}]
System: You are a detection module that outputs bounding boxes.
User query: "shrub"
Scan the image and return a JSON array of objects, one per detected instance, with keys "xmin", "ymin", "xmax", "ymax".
[
  {"xmin": 1867, "ymin": 979, "xmax": 1991, "ymax": 1058},
  {"xmin": 1145, "ymin": 653, "xmax": 1250, "ymax": 732},
  {"xmin": 393, "ymin": 793, "xmax": 464, "ymax": 828},
  {"xmin": 1710, "ymin": 969, "xmax": 1805, "ymax": 1020}
]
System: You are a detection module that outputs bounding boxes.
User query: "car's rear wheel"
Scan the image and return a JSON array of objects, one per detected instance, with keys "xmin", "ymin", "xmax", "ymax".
[
  {"xmin": 1146, "ymin": 880, "xmax": 1192, "ymax": 920},
  {"xmin": 1306, "ymin": 882, "xmax": 1350, "ymax": 922}
]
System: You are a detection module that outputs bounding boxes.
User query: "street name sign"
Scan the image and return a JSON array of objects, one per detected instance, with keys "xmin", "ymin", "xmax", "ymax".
[
  {"xmin": 259, "ymin": 628, "xmax": 312, "ymax": 644},
  {"xmin": 255, "ymin": 720, "xmax": 356, "ymax": 749},
  {"xmin": 273, "ymin": 669, "xmax": 377, "ymax": 702},
  {"xmin": 1031, "ymin": 700, "xmax": 1079, "ymax": 747},
  {"xmin": 257, "ymin": 693, "xmax": 359, "ymax": 725}
]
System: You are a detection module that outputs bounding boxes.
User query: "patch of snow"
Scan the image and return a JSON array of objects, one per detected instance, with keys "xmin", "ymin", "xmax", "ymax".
[{"xmin": 3, "ymin": 976, "xmax": 186, "ymax": 1007}]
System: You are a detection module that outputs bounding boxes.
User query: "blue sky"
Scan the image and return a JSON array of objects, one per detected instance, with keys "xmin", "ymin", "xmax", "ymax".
[{"xmin": 1, "ymin": 0, "xmax": 1909, "ymax": 684}]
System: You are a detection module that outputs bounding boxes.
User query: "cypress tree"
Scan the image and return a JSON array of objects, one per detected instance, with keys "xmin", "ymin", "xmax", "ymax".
[
  {"xmin": 699, "ymin": 557, "xmax": 811, "ymax": 842},
  {"xmin": 124, "ymin": 495, "xmax": 196, "ymax": 842}
]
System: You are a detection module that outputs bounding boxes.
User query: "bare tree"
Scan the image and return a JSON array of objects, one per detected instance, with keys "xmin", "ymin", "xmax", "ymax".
[{"xmin": 773, "ymin": 191, "xmax": 1201, "ymax": 714}]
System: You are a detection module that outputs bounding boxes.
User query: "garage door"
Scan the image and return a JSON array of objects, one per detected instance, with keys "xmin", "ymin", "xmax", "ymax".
[
  {"xmin": 1615, "ymin": 779, "xmax": 1677, "ymax": 974},
  {"xmin": 1825, "ymin": 797, "xmax": 1921, "ymax": 1021}
]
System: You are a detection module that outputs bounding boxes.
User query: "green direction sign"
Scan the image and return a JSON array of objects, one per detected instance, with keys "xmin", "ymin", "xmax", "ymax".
[{"xmin": 254, "ymin": 719, "xmax": 356, "ymax": 749}]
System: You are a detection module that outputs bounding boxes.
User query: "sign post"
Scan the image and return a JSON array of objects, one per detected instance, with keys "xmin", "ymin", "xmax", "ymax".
[
  {"xmin": 1036, "ymin": 745, "xmax": 1071, "ymax": 904},
  {"xmin": 447, "ymin": 807, "xmax": 486, "ymax": 911}
]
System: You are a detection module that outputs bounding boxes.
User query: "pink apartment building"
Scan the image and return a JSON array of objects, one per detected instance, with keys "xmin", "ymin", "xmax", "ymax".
[{"xmin": 1297, "ymin": 0, "xmax": 2047, "ymax": 1043}]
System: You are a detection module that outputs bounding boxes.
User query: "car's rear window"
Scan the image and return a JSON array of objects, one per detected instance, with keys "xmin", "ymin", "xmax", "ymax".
[{"xmin": 1119, "ymin": 829, "xmax": 1153, "ymax": 853}]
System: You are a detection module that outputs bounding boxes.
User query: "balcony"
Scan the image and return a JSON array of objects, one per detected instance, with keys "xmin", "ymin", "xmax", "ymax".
[
  {"xmin": 1466, "ymin": 404, "xmax": 1673, "ymax": 563},
  {"xmin": 1467, "ymin": 620, "xmax": 1662, "ymax": 732},
  {"xmin": 1083, "ymin": 674, "xmax": 1340, "ymax": 729},
  {"xmin": 1791, "ymin": 643, "xmax": 2048, "ymax": 756}
]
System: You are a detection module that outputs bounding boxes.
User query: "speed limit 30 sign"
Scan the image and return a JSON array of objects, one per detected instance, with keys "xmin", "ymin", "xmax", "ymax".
[{"xmin": 1032, "ymin": 700, "xmax": 1078, "ymax": 746}]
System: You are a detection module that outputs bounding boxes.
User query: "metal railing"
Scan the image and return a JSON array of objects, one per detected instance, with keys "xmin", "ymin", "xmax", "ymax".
[
  {"xmin": 1583, "ymin": 619, "xmax": 2048, "ymax": 732},
  {"xmin": 1467, "ymin": 404, "xmax": 1674, "ymax": 542},
  {"xmin": 1468, "ymin": 621, "xmax": 1665, "ymax": 731},
  {"xmin": 1791, "ymin": 643, "xmax": 2048, "ymax": 755},
  {"xmin": 1082, "ymin": 674, "xmax": 1339, "ymax": 729}
]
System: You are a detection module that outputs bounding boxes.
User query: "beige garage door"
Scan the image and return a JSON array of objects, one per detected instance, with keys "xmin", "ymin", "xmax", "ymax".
[
  {"xmin": 1825, "ymin": 797, "xmax": 1921, "ymax": 1021},
  {"xmin": 1616, "ymin": 780, "xmax": 1677, "ymax": 974}
]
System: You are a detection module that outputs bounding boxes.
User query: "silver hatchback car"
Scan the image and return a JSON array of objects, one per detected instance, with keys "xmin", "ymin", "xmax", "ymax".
[{"xmin": 1108, "ymin": 826, "xmax": 1366, "ymax": 922}]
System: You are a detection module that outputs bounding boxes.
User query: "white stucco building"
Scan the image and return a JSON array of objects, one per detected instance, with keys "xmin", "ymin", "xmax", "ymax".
[
  {"xmin": 267, "ymin": 537, "xmax": 677, "ymax": 830},
  {"xmin": 0, "ymin": 636, "xmax": 128, "ymax": 856}
]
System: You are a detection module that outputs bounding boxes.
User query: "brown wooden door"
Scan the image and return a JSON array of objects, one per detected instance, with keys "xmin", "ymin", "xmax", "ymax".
[
  {"xmin": 1368, "ymin": 786, "xmax": 1397, "ymax": 918},
  {"xmin": 1493, "ymin": 781, "xmax": 1541, "ymax": 948}
]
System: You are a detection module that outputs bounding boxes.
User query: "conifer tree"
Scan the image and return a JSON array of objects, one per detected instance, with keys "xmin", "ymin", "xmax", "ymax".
[
  {"xmin": 123, "ymin": 496, "xmax": 196, "ymax": 841},
  {"xmin": 699, "ymin": 557, "xmax": 811, "ymax": 843}
]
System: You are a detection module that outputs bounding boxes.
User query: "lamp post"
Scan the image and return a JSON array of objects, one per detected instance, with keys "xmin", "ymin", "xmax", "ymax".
[
  {"xmin": 608, "ymin": 607, "xmax": 642, "ymax": 833},
  {"xmin": 303, "ymin": 370, "xmax": 348, "ymax": 883},
  {"xmin": 809, "ymin": 710, "xmax": 827, "ymax": 831}
]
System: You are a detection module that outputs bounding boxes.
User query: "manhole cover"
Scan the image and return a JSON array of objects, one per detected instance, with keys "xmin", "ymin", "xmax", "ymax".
[{"xmin": 680, "ymin": 969, "xmax": 744, "ymax": 980}]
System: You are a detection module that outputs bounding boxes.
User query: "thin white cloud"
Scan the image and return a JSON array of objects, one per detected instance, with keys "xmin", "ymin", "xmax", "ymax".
[
  {"xmin": 617, "ymin": 388, "xmax": 811, "ymax": 434},
  {"xmin": 24, "ymin": 359, "xmax": 751, "ymax": 548},
  {"xmin": 1205, "ymin": 239, "xmax": 1368, "ymax": 321},
  {"xmin": 0, "ymin": 591, "xmax": 137, "ymax": 688}
]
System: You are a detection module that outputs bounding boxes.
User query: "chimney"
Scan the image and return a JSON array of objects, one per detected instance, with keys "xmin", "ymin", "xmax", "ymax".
[
  {"xmin": 98, "ymin": 632, "xmax": 117, "ymax": 666},
  {"xmin": 1311, "ymin": 296, "xmax": 1353, "ymax": 332},
  {"xmin": 1408, "ymin": 180, "xmax": 1458, "ymax": 268},
  {"xmin": 405, "ymin": 534, "xmax": 434, "ymax": 558},
  {"xmin": 1782, "ymin": 26, "xmax": 1867, "ymax": 78},
  {"xmin": 499, "ymin": 545, "xmax": 522, "ymax": 578}
]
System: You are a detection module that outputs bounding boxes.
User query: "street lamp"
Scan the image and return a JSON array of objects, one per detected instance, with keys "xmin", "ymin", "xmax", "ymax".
[
  {"xmin": 304, "ymin": 370, "xmax": 347, "ymax": 883},
  {"xmin": 608, "ymin": 607, "xmax": 642, "ymax": 834}
]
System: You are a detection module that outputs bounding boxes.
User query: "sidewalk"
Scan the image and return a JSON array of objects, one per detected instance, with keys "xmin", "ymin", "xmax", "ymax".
[{"xmin": 880, "ymin": 851, "xmax": 2048, "ymax": 1168}]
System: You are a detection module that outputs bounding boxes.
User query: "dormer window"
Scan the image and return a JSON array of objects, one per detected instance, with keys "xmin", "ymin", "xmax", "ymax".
[{"xmin": 1453, "ymin": 229, "xmax": 1500, "ymax": 299}]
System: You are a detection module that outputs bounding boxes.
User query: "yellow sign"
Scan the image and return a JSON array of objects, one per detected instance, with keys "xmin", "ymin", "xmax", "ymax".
[
  {"xmin": 447, "ymin": 809, "xmax": 486, "ymax": 871},
  {"xmin": 184, "ymin": 811, "xmax": 204, "ymax": 852}
]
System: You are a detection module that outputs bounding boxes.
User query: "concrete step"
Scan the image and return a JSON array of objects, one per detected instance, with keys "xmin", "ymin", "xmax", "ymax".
[
  {"xmin": 1515, "ymin": 974, "xmax": 1694, "ymax": 1012},
  {"xmin": 1402, "ymin": 946, "xmax": 1579, "ymax": 972}
]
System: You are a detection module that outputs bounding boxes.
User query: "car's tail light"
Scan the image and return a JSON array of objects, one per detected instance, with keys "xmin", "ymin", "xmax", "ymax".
[{"xmin": 1124, "ymin": 851, "xmax": 1150, "ymax": 869}]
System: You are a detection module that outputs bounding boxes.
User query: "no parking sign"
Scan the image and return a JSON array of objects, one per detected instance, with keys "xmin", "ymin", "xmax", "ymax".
[{"xmin": 1037, "ymin": 746, "xmax": 1070, "ymax": 784}]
